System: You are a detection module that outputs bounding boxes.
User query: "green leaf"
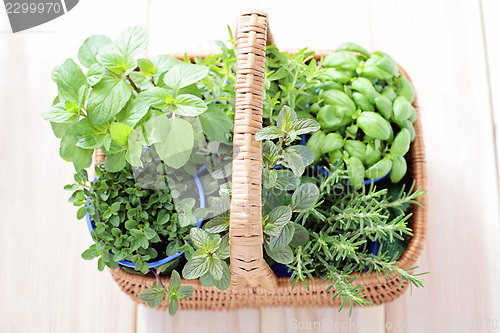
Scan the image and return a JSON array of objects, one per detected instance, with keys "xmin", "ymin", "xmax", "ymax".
[
  {"xmin": 390, "ymin": 128, "xmax": 411, "ymax": 157},
  {"xmin": 357, "ymin": 112, "xmax": 392, "ymax": 140},
  {"xmin": 322, "ymin": 89, "xmax": 357, "ymax": 119},
  {"xmin": 263, "ymin": 168, "xmax": 278, "ymax": 189},
  {"xmin": 213, "ymin": 261, "xmax": 231, "ymax": 290},
  {"xmin": 178, "ymin": 213, "xmax": 197, "ymax": 227},
  {"xmin": 168, "ymin": 297, "xmax": 179, "ymax": 316},
  {"xmin": 277, "ymin": 106, "xmax": 297, "ymax": 132},
  {"xmin": 51, "ymin": 122, "xmax": 72, "ymax": 138},
  {"xmin": 291, "ymin": 183, "xmax": 319, "ymax": 212},
  {"xmin": 292, "ymin": 118, "xmax": 320, "ymax": 135},
  {"xmin": 139, "ymin": 87, "xmax": 172, "ymax": 109},
  {"xmin": 105, "ymin": 151, "xmax": 127, "ymax": 172},
  {"xmin": 190, "ymin": 228, "xmax": 211, "ymax": 249},
  {"xmin": 336, "ymin": 42, "xmax": 370, "ymax": 57},
  {"xmin": 115, "ymin": 26, "xmax": 148, "ymax": 60},
  {"xmin": 217, "ymin": 235, "xmax": 230, "ymax": 260},
  {"xmin": 283, "ymin": 148, "xmax": 305, "ymax": 177},
  {"xmin": 199, "ymin": 104, "xmax": 233, "ymax": 143},
  {"xmin": 78, "ymin": 35, "xmax": 112, "ymax": 68},
  {"xmin": 265, "ymin": 244, "xmax": 293, "ymax": 264},
  {"xmin": 152, "ymin": 55, "xmax": 181, "ymax": 73},
  {"xmin": 163, "ymin": 63, "xmax": 209, "ymax": 93},
  {"xmin": 289, "ymin": 145, "xmax": 315, "ymax": 166},
  {"xmin": 177, "ymin": 286, "xmax": 194, "ymax": 299},
  {"xmin": 320, "ymin": 133, "xmax": 344, "ymax": 154},
  {"xmin": 289, "ymin": 223, "xmax": 309, "ymax": 247},
  {"xmin": 97, "ymin": 47, "xmax": 136, "ymax": 75},
  {"xmin": 393, "ymin": 96, "xmax": 414, "ymax": 124},
  {"xmin": 390, "ymin": 156, "xmax": 407, "ymax": 183},
  {"xmin": 109, "ymin": 122, "xmax": 133, "ymax": 145},
  {"xmin": 199, "ymin": 272, "xmax": 215, "ymax": 287},
  {"xmin": 154, "ymin": 116, "xmax": 194, "ymax": 169},
  {"xmin": 116, "ymin": 99, "xmax": 149, "ymax": 128},
  {"xmin": 344, "ymin": 140, "xmax": 366, "ymax": 162},
  {"xmin": 396, "ymin": 76, "xmax": 415, "ymax": 103},
  {"xmin": 77, "ymin": 206, "xmax": 87, "ymax": 219},
  {"xmin": 81, "ymin": 248, "xmax": 96, "ymax": 260},
  {"xmin": 361, "ymin": 52, "xmax": 398, "ymax": 80},
  {"xmin": 174, "ymin": 94, "xmax": 207, "ymax": 116},
  {"xmin": 351, "ymin": 78, "xmax": 378, "ymax": 103},
  {"xmin": 374, "ymin": 95, "xmax": 393, "ymax": 120},
  {"xmin": 182, "ymin": 255, "xmax": 209, "ymax": 279},
  {"xmin": 72, "ymin": 147, "xmax": 93, "ymax": 171},
  {"xmin": 56, "ymin": 59, "xmax": 87, "ymax": 104},
  {"xmin": 347, "ymin": 156, "xmax": 364, "ymax": 190},
  {"xmin": 203, "ymin": 216, "xmax": 230, "ymax": 233},
  {"xmin": 265, "ymin": 206, "xmax": 292, "ymax": 232},
  {"xmin": 207, "ymin": 256, "xmax": 224, "ymax": 280},
  {"xmin": 86, "ymin": 63, "xmax": 105, "ymax": 86},
  {"xmin": 324, "ymin": 52, "xmax": 360, "ymax": 70},
  {"xmin": 71, "ymin": 118, "xmax": 108, "ymax": 149},
  {"xmin": 269, "ymin": 222, "xmax": 295, "ymax": 250},
  {"xmin": 87, "ymin": 77, "xmax": 132, "ymax": 125},
  {"xmin": 43, "ymin": 103, "xmax": 78, "ymax": 123},
  {"xmin": 138, "ymin": 58, "xmax": 156, "ymax": 76},
  {"xmin": 255, "ymin": 126, "xmax": 282, "ymax": 141},
  {"xmin": 169, "ymin": 270, "xmax": 181, "ymax": 291},
  {"xmin": 365, "ymin": 157, "xmax": 392, "ymax": 179},
  {"xmin": 275, "ymin": 169, "xmax": 300, "ymax": 191}
]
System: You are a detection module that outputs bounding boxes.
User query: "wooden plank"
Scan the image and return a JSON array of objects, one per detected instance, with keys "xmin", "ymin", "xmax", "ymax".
[
  {"xmin": 0, "ymin": 0, "xmax": 149, "ymax": 332},
  {"xmin": 261, "ymin": 306, "xmax": 385, "ymax": 333},
  {"xmin": 136, "ymin": 306, "xmax": 260, "ymax": 333},
  {"xmin": 367, "ymin": 0, "xmax": 500, "ymax": 331}
]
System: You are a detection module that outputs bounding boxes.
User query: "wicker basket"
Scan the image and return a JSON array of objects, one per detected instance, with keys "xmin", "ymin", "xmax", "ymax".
[{"xmin": 106, "ymin": 10, "xmax": 427, "ymax": 310}]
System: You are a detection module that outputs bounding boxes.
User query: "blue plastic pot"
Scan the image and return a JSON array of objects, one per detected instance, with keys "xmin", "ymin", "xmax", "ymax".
[{"xmin": 85, "ymin": 165, "xmax": 207, "ymax": 269}]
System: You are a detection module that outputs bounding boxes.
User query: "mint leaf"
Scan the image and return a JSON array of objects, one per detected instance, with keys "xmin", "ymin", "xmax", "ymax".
[
  {"xmin": 152, "ymin": 55, "xmax": 181, "ymax": 73},
  {"xmin": 207, "ymin": 256, "xmax": 224, "ymax": 280},
  {"xmin": 60, "ymin": 132, "xmax": 77, "ymax": 161},
  {"xmin": 86, "ymin": 63, "xmax": 105, "ymax": 86},
  {"xmin": 168, "ymin": 297, "xmax": 179, "ymax": 316},
  {"xmin": 109, "ymin": 122, "xmax": 133, "ymax": 145},
  {"xmin": 289, "ymin": 223, "xmax": 309, "ymax": 247},
  {"xmin": 115, "ymin": 26, "xmax": 148, "ymax": 60},
  {"xmin": 116, "ymin": 99, "xmax": 149, "ymax": 128},
  {"xmin": 277, "ymin": 106, "xmax": 297, "ymax": 132},
  {"xmin": 72, "ymin": 147, "xmax": 93, "ymax": 171},
  {"xmin": 105, "ymin": 151, "xmax": 127, "ymax": 172},
  {"xmin": 198, "ymin": 105, "xmax": 233, "ymax": 143},
  {"xmin": 283, "ymin": 148, "xmax": 305, "ymax": 177},
  {"xmin": 189, "ymin": 228, "xmax": 211, "ymax": 249},
  {"xmin": 43, "ymin": 103, "xmax": 78, "ymax": 123},
  {"xmin": 289, "ymin": 145, "xmax": 315, "ymax": 166},
  {"xmin": 154, "ymin": 116, "xmax": 193, "ymax": 169},
  {"xmin": 182, "ymin": 255, "xmax": 209, "ymax": 279},
  {"xmin": 269, "ymin": 222, "xmax": 295, "ymax": 250},
  {"xmin": 275, "ymin": 169, "xmax": 300, "ymax": 191},
  {"xmin": 177, "ymin": 286, "xmax": 194, "ymax": 299},
  {"xmin": 138, "ymin": 58, "xmax": 155, "ymax": 76},
  {"xmin": 97, "ymin": 47, "xmax": 136, "ymax": 75},
  {"xmin": 266, "ymin": 206, "xmax": 292, "ymax": 230},
  {"xmin": 265, "ymin": 244, "xmax": 293, "ymax": 264},
  {"xmin": 174, "ymin": 94, "xmax": 207, "ymax": 116},
  {"xmin": 291, "ymin": 183, "xmax": 319, "ymax": 213},
  {"xmin": 78, "ymin": 35, "xmax": 112, "ymax": 68},
  {"xmin": 87, "ymin": 77, "xmax": 132, "ymax": 125},
  {"xmin": 56, "ymin": 59, "xmax": 87, "ymax": 105},
  {"xmin": 292, "ymin": 118, "xmax": 320, "ymax": 135},
  {"xmin": 163, "ymin": 63, "xmax": 208, "ymax": 93},
  {"xmin": 203, "ymin": 216, "xmax": 229, "ymax": 233},
  {"xmin": 71, "ymin": 118, "xmax": 108, "ymax": 149},
  {"xmin": 139, "ymin": 87, "xmax": 171, "ymax": 109},
  {"xmin": 213, "ymin": 261, "xmax": 231, "ymax": 290},
  {"xmin": 255, "ymin": 126, "xmax": 282, "ymax": 141},
  {"xmin": 169, "ymin": 270, "xmax": 181, "ymax": 291}
]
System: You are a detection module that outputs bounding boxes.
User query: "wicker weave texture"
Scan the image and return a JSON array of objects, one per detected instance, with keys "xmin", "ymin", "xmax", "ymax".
[{"xmin": 104, "ymin": 11, "xmax": 427, "ymax": 310}]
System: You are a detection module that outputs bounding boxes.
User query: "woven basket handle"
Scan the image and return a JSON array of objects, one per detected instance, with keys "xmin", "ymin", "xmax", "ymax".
[{"xmin": 229, "ymin": 11, "xmax": 278, "ymax": 291}]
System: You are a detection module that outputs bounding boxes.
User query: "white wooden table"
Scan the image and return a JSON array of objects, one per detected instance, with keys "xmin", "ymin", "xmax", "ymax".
[{"xmin": 1, "ymin": 0, "xmax": 500, "ymax": 332}]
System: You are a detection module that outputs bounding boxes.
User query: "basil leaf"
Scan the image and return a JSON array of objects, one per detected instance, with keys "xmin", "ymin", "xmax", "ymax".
[
  {"xmin": 393, "ymin": 96, "xmax": 413, "ymax": 124},
  {"xmin": 78, "ymin": 35, "xmax": 112, "ymax": 68},
  {"xmin": 307, "ymin": 130, "xmax": 326, "ymax": 162},
  {"xmin": 163, "ymin": 63, "xmax": 208, "ymax": 92},
  {"xmin": 391, "ymin": 128, "xmax": 411, "ymax": 157},
  {"xmin": 87, "ymin": 77, "xmax": 132, "ymax": 125},
  {"xmin": 351, "ymin": 78, "xmax": 377, "ymax": 103},
  {"xmin": 352, "ymin": 92, "xmax": 374, "ymax": 111},
  {"xmin": 115, "ymin": 26, "xmax": 148, "ymax": 60},
  {"xmin": 322, "ymin": 89, "xmax": 356, "ymax": 118},
  {"xmin": 396, "ymin": 75, "xmax": 415, "ymax": 103},
  {"xmin": 374, "ymin": 94, "xmax": 392, "ymax": 119},
  {"xmin": 336, "ymin": 42, "xmax": 370, "ymax": 57},
  {"xmin": 365, "ymin": 142, "xmax": 382, "ymax": 166},
  {"xmin": 344, "ymin": 140, "xmax": 366, "ymax": 162},
  {"xmin": 291, "ymin": 183, "xmax": 319, "ymax": 213},
  {"xmin": 323, "ymin": 52, "xmax": 360, "ymax": 71},
  {"xmin": 365, "ymin": 157, "xmax": 392, "ymax": 179},
  {"xmin": 357, "ymin": 111, "xmax": 392, "ymax": 140},
  {"xmin": 56, "ymin": 59, "xmax": 87, "ymax": 105},
  {"xmin": 320, "ymin": 133, "xmax": 344, "ymax": 154},
  {"xmin": 347, "ymin": 156, "xmax": 364, "ymax": 190},
  {"xmin": 390, "ymin": 156, "xmax": 407, "ymax": 183},
  {"xmin": 174, "ymin": 94, "xmax": 207, "ymax": 116},
  {"xmin": 154, "ymin": 116, "xmax": 194, "ymax": 169}
]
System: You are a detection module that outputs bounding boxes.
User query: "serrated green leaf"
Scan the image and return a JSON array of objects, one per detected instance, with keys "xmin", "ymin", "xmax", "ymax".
[
  {"xmin": 199, "ymin": 104, "xmax": 233, "ymax": 143},
  {"xmin": 78, "ymin": 35, "xmax": 112, "ymax": 68},
  {"xmin": 163, "ymin": 63, "xmax": 208, "ymax": 93},
  {"xmin": 203, "ymin": 216, "xmax": 230, "ymax": 233},
  {"xmin": 109, "ymin": 122, "xmax": 133, "ymax": 145},
  {"xmin": 291, "ymin": 118, "xmax": 320, "ymax": 135},
  {"xmin": 283, "ymin": 148, "xmax": 305, "ymax": 176},
  {"xmin": 291, "ymin": 183, "xmax": 319, "ymax": 212},
  {"xmin": 87, "ymin": 77, "xmax": 132, "ymax": 125},
  {"xmin": 269, "ymin": 223, "xmax": 295, "ymax": 250},
  {"xmin": 255, "ymin": 126, "xmax": 282, "ymax": 141},
  {"xmin": 139, "ymin": 87, "xmax": 172, "ymax": 109},
  {"xmin": 182, "ymin": 255, "xmax": 209, "ymax": 279},
  {"xmin": 173, "ymin": 94, "xmax": 207, "ymax": 116},
  {"xmin": 56, "ymin": 59, "xmax": 87, "ymax": 105},
  {"xmin": 105, "ymin": 151, "xmax": 127, "ymax": 172},
  {"xmin": 115, "ymin": 26, "xmax": 148, "ymax": 60},
  {"xmin": 43, "ymin": 103, "xmax": 78, "ymax": 123},
  {"xmin": 213, "ymin": 261, "xmax": 231, "ymax": 290},
  {"xmin": 275, "ymin": 169, "xmax": 300, "ymax": 191},
  {"xmin": 289, "ymin": 223, "xmax": 309, "ymax": 247},
  {"xmin": 265, "ymin": 244, "xmax": 293, "ymax": 264}
]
